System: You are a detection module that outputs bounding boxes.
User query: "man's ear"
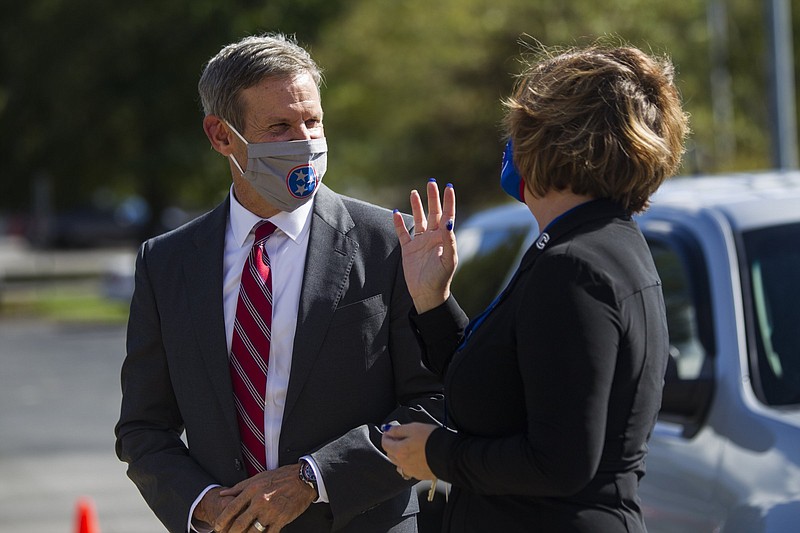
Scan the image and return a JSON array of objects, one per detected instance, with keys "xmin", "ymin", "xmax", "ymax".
[{"xmin": 203, "ymin": 115, "xmax": 234, "ymax": 156}]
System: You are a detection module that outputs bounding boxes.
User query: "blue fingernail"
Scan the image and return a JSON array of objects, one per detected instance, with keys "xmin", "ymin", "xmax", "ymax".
[
  {"xmin": 392, "ymin": 209, "xmax": 399, "ymax": 214},
  {"xmin": 446, "ymin": 220, "xmax": 454, "ymax": 231},
  {"xmin": 381, "ymin": 424, "xmax": 393, "ymax": 432},
  {"xmin": 446, "ymin": 183, "xmax": 453, "ymax": 188},
  {"xmin": 428, "ymin": 177, "xmax": 436, "ymax": 182}
]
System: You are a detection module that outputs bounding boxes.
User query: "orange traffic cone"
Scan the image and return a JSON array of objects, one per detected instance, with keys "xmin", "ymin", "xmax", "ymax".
[{"xmin": 74, "ymin": 497, "xmax": 101, "ymax": 533}]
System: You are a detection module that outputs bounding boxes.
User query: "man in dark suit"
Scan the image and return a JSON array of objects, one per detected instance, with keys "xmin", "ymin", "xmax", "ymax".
[{"xmin": 115, "ymin": 33, "xmax": 443, "ymax": 533}]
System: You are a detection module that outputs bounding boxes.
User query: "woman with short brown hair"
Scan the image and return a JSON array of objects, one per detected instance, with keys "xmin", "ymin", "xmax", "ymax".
[{"xmin": 383, "ymin": 42, "xmax": 689, "ymax": 532}]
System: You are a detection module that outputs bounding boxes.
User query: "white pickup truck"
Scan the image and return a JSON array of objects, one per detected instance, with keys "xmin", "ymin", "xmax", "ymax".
[{"xmin": 441, "ymin": 172, "xmax": 800, "ymax": 533}]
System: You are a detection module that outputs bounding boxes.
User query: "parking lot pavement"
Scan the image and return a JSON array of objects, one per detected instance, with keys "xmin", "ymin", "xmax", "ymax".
[{"xmin": 0, "ymin": 319, "xmax": 164, "ymax": 532}]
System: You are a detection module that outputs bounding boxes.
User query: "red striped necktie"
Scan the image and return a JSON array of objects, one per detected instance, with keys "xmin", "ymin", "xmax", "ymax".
[{"xmin": 229, "ymin": 220, "xmax": 276, "ymax": 476}]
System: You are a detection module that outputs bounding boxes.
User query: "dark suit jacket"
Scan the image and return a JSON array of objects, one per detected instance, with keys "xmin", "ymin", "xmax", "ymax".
[
  {"xmin": 411, "ymin": 199, "xmax": 669, "ymax": 532},
  {"xmin": 115, "ymin": 185, "xmax": 444, "ymax": 533}
]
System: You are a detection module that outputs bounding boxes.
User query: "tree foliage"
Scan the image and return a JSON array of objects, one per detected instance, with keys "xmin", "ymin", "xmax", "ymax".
[
  {"xmin": 0, "ymin": 0, "xmax": 345, "ymax": 228},
  {"xmin": 1, "ymin": 0, "xmax": 796, "ymax": 228},
  {"xmin": 316, "ymin": 0, "xmax": 715, "ymax": 211}
]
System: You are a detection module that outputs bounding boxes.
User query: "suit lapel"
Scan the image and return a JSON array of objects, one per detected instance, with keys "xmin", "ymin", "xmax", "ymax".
[
  {"xmin": 182, "ymin": 198, "xmax": 240, "ymax": 438},
  {"xmin": 283, "ymin": 186, "xmax": 358, "ymax": 420}
]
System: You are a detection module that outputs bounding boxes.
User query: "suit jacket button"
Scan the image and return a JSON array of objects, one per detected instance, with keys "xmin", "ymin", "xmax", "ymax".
[{"xmin": 234, "ymin": 459, "xmax": 243, "ymax": 471}]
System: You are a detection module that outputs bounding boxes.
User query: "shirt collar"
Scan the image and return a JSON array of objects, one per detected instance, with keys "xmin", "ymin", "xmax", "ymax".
[{"xmin": 229, "ymin": 185, "xmax": 314, "ymax": 247}]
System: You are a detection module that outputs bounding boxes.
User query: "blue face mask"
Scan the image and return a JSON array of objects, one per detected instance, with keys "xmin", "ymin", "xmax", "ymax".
[{"xmin": 500, "ymin": 140, "xmax": 525, "ymax": 203}]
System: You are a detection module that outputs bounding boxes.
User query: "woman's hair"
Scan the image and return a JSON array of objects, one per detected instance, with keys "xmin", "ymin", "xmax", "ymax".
[
  {"xmin": 503, "ymin": 43, "xmax": 690, "ymax": 213},
  {"xmin": 198, "ymin": 33, "xmax": 323, "ymax": 131}
]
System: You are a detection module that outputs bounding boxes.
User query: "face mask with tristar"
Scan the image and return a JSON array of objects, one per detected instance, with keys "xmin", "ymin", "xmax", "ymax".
[{"xmin": 225, "ymin": 120, "xmax": 328, "ymax": 212}]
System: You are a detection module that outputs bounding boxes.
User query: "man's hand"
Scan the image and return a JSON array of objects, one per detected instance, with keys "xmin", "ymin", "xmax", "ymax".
[
  {"xmin": 193, "ymin": 487, "xmax": 235, "ymax": 529},
  {"xmin": 213, "ymin": 464, "xmax": 316, "ymax": 532}
]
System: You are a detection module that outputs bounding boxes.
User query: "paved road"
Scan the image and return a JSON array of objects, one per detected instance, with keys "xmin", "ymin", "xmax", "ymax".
[{"xmin": 0, "ymin": 318, "xmax": 165, "ymax": 532}]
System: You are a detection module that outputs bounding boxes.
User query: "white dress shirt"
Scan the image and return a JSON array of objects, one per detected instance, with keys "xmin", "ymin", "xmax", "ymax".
[
  {"xmin": 189, "ymin": 188, "xmax": 327, "ymax": 532},
  {"xmin": 224, "ymin": 187, "xmax": 312, "ymax": 472}
]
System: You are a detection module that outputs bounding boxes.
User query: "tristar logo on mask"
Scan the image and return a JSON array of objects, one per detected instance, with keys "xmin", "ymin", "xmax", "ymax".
[{"xmin": 287, "ymin": 165, "xmax": 319, "ymax": 199}]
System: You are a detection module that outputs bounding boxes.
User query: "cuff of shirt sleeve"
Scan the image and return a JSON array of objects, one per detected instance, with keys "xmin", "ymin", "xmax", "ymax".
[
  {"xmin": 188, "ymin": 484, "xmax": 221, "ymax": 533},
  {"xmin": 300, "ymin": 455, "xmax": 329, "ymax": 504},
  {"xmin": 425, "ymin": 426, "xmax": 460, "ymax": 483},
  {"xmin": 409, "ymin": 295, "xmax": 468, "ymax": 340}
]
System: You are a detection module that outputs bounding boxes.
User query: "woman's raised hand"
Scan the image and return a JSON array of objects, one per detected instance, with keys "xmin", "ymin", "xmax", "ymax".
[{"xmin": 392, "ymin": 179, "xmax": 457, "ymax": 314}]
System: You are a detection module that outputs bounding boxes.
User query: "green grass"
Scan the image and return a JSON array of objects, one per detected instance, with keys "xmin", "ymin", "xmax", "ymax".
[{"xmin": 1, "ymin": 285, "xmax": 130, "ymax": 324}]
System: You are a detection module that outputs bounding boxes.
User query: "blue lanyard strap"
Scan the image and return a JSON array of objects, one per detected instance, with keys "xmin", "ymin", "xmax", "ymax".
[
  {"xmin": 455, "ymin": 199, "xmax": 605, "ymax": 352},
  {"xmin": 456, "ymin": 270, "xmax": 519, "ymax": 352}
]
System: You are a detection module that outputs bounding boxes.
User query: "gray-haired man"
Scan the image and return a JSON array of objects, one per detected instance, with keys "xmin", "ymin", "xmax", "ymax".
[{"xmin": 115, "ymin": 33, "xmax": 443, "ymax": 533}]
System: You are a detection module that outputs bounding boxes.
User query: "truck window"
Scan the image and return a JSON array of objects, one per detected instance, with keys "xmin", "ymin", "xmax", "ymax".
[
  {"xmin": 452, "ymin": 225, "xmax": 530, "ymax": 319},
  {"xmin": 741, "ymin": 222, "xmax": 800, "ymax": 406},
  {"xmin": 647, "ymin": 236, "xmax": 715, "ymax": 434},
  {"xmin": 650, "ymin": 241, "xmax": 708, "ymax": 380}
]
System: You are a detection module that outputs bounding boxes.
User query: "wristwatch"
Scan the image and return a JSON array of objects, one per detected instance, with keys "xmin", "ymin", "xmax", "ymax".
[{"xmin": 299, "ymin": 459, "xmax": 319, "ymax": 497}]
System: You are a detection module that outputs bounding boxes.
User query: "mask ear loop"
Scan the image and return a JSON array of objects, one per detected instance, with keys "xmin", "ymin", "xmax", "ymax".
[
  {"xmin": 223, "ymin": 119, "xmax": 249, "ymax": 176},
  {"xmin": 228, "ymin": 152, "xmax": 247, "ymax": 176},
  {"xmin": 223, "ymin": 119, "xmax": 250, "ymax": 144}
]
